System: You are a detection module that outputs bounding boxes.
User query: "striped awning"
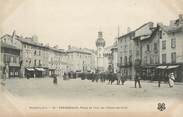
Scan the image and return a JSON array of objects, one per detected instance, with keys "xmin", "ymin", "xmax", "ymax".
[
  {"xmin": 26, "ymin": 68, "xmax": 35, "ymax": 71},
  {"xmin": 156, "ymin": 66, "xmax": 167, "ymax": 69},
  {"xmin": 167, "ymin": 65, "xmax": 179, "ymax": 69},
  {"xmin": 35, "ymin": 68, "xmax": 45, "ymax": 71}
]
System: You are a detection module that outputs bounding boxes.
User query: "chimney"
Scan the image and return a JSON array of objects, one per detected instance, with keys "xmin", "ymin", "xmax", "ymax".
[
  {"xmin": 54, "ymin": 45, "xmax": 58, "ymax": 49},
  {"xmin": 68, "ymin": 45, "xmax": 71, "ymax": 49},
  {"xmin": 32, "ymin": 35, "xmax": 38, "ymax": 42},
  {"xmin": 148, "ymin": 22, "xmax": 154, "ymax": 28},
  {"xmin": 179, "ymin": 14, "xmax": 183, "ymax": 24},
  {"xmin": 12, "ymin": 30, "xmax": 16, "ymax": 39},
  {"xmin": 45, "ymin": 43, "xmax": 49, "ymax": 47},
  {"xmin": 169, "ymin": 20, "xmax": 176, "ymax": 26},
  {"xmin": 127, "ymin": 27, "xmax": 131, "ymax": 33},
  {"xmin": 157, "ymin": 22, "xmax": 163, "ymax": 27}
]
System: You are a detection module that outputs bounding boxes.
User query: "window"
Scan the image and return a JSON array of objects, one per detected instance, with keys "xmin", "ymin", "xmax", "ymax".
[
  {"xmin": 147, "ymin": 44, "xmax": 150, "ymax": 51},
  {"xmin": 13, "ymin": 56, "xmax": 16, "ymax": 63},
  {"xmin": 124, "ymin": 56, "xmax": 127, "ymax": 63},
  {"xmin": 4, "ymin": 54, "xmax": 11, "ymax": 63},
  {"xmin": 120, "ymin": 57, "xmax": 122, "ymax": 64},
  {"xmin": 162, "ymin": 40, "xmax": 166, "ymax": 50},
  {"xmin": 150, "ymin": 55, "xmax": 154, "ymax": 64},
  {"xmin": 136, "ymin": 40, "xmax": 139, "ymax": 46},
  {"xmin": 159, "ymin": 30, "xmax": 162, "ymax": 39},
  {"xmin": 171, "ymin": 52, "xmax": 176, "ymax": 63},
  {"xmin": 162, "ymin": 54, "xmax": 166, "ymax": 64},
  {"xmin": 24, "ymin": 44, "xmax": 26, "ymax": 48},
  {"xmin": 34, "ymin": 50, "xmax": 37, "ymax": 55},
  {"xmin": 34, "ymin": 60, "xmax": 36, "ymax": 66},
  {"xmin": 171, "ymin": 38, "xmax": 176, "ymax": 48},
  {"xmin": 39, "ymin": 60, "xmax": 41, "ymax": 66},
  {"xmin": 39, "ymin": 50, "xmax": 41, "ymax": 56},
  {"xmin": 154, "ymin": 43, "xmax": 157, "ymax": 50},
  {"xmin": 136, "ymin": 50, "xmax": 139, "ymax": 56}
]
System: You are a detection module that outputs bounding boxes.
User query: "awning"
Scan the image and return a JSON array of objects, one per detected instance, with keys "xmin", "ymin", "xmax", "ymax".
[
  {"xmin": 35, "ymin": 68, "xmax": 45, "ymax": 71},
  {"xmin": 49, "ymin": 68, "xmax": 56, "ymax": 70},
  {"xmin": 156, "ymin": 66, "xmax": 167, "ymax": 69},
  {"xmin": 26, "ymin": 68, "xmax": 35, "ymax": 71},
  {"xmin": 167, "ymin": 65, "xmax": 179, "ymax": 69}
]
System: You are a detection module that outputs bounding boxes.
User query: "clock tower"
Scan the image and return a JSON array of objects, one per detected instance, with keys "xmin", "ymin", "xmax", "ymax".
[{"xmin": 96, "ymin": 31, "xmax": 105, "ymax": 72}]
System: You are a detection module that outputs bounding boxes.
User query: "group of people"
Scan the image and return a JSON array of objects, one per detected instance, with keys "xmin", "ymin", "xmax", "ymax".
[
  {"xmin": 77, "ymin": 71, "xmax": 140, "ymax": 87},
  {"xmin": 67, "ymin": 71, "xmax": 176, "ymax": 88}
]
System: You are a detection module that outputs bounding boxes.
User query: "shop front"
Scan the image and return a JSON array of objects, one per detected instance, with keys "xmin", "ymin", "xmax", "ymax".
[
  {"xmin": 49, "ymin": 68, "xmax": 56, "ymax": 77},
  {"xmin": 141, "ymin": 65, "xmax": 156, "ymax": 81},
  {"xmin": 35, "ymin": 68, "xmax": 46, "ymax": 78},
  {"xmin": 25, "ymin": 68, "xmax": 35, "ymax": 78},
  {"xmin": 9, "ymin": 66, "xmax": 20, "ymax": 78},
  {"xmin": 156, "ymin": 64, "xmax": 182, "ymax": 82}
]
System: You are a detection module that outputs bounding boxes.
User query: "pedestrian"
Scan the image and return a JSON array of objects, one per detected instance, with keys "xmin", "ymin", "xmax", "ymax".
[
  {"xmin": 53, "ymin": 74, "xmax": 57, "ymax": 85},
  {"xmin": 121, "ymin": 73, "xmax": 125, "ymax": 85},
  {"xmin": 117, "ymin": 71, "xmax": 121, "ymax": 85},
  {"xmin": 135, "ymin": 72, "xmax": 142, "ymax": 88},
  {"xmin": 158, "ymin": 72, "xmax": 161, "ymax": 87},
  {"xmin": 168, "ymin": 72, "xmax": 175, "ymax": 88}
]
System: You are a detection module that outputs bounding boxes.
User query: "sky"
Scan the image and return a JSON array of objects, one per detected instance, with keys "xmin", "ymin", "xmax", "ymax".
[{"xmin": 0, "ymin": 0, "xmax": 183, "ymax": 50}]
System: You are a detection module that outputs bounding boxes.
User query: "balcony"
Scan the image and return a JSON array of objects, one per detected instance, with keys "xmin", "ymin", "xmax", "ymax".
[
  {"xmin": 117, "ymin": 62, "xmax": 132, "ymax": 68},
  {"xmin": 135, "ymin": 59, "xmax": 141, "ymax": 66}
]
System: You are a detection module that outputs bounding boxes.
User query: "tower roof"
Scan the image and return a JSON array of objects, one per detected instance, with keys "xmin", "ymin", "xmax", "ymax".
[{"xmin": 96, "ymin": 31, "xmax": 105, "ymax": 47}]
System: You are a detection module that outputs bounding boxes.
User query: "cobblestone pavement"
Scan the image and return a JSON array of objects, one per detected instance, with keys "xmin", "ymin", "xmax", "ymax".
[{"xmin": 1, "ymin": 78, "xmax": 183, "ymax": 117}]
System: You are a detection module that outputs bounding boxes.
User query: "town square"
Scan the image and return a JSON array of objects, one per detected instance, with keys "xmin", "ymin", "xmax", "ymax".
[{"xmin": 0, "ymin": 0, "xmax": 183, "ymax": 117}]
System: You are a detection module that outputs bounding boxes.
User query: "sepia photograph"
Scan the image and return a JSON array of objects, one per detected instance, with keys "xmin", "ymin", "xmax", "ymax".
[{"xmin": 0, "ymin": 0, "xmax": 183, "ymax": 117}]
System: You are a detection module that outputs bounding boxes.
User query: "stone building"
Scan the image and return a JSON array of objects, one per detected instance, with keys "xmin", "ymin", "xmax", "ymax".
[
  {"xmin": 66, "ymin": 45, "xmax": 95, "ymax": 73},
  {"xmin": 0, "ymin": 31, "xmax": 22, "ymax": 78},
  {"xmin": 111, "ymin": 38, "xmax": 118, "ymax": 73},
  {"xmin": 47, "ymin": 46, "xmax": 67, "ymax": 77},
  {"xmin": 117, "ymin": 30, "xmax": 134, "ymax": 79},
  {"xmin": 16, "ymin": 35, "xmax": 49, "ymax": 78},
  {"xmin": 158, "ymin": 14, "xmax": 183, "ymax": 82},
  {"xmin": 134, "ymin": 23, "xmax": 160, "ymax": 81},
  {"xmin": 103, "ymin": 45, "xmax": 113, "ymax": 72}
]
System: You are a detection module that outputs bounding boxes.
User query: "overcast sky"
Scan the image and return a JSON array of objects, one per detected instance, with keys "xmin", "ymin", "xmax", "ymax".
[{"xmin": 1, "ymin": 0, "xmax": 183, "ymax": 49}]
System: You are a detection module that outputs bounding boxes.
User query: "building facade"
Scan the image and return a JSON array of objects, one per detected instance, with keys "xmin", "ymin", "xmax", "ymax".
[
  {"xmin": 138, "ymin": 25, "xmax": 160, "ymax": 81},
  {"xmin": 47, "ymin": 46, "xmax": 67, "ymax": 77},
  {"xmin": 111, "ymin": 39, "xmax": 118, "ymax": 73},
  {"xmin": 118, "ymin": 31, "xmax": 134, "ymax": 79},
  {"xmin": 158, "ymin": 14, "xmax": 183, "ymax": 82},
  {"xmin": 66, "ymin": 46, "xmax": 95, "ymax": 73},
  {"xmin": 103, "ymin": 45, "xmax": 113, "ymax": 72},
  {"xmin": 0, "ymin": 32, "xmax": 22, "ymax": 78}
]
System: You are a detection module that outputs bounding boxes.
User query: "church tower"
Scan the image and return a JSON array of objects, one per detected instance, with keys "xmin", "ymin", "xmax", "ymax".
[{"xmin": 96, "ymin": 31, "xmax": 105, "ymax": 73}]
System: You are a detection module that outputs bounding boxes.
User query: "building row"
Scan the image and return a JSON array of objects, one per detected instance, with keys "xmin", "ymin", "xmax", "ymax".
[
  {"xmin": 0, "ymin": 32, "xmax": 95, "ymax": 78},
  {"xmin": 116, "ymin": 14, "xmax": 183, "ymax": 82}
]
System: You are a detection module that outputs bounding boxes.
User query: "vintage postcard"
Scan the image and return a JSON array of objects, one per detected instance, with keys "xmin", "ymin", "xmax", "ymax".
[{"xmin": 0, "ymin": 0, "xmax": 183, "ymax": 117}]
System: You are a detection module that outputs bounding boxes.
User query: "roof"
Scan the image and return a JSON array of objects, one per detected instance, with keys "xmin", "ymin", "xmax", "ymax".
[
  {"xmin": 16, "ymin": 36, "xmax": 45, "ymax": 48},
  {"xmin": 67, "ymin": 47, "xmax": 92, "ymax": 55},
  {"xmin": 103, "ymin": 45, "xmax": 113, "ymax": 54},
  {"xmin": 1, "ymin": 42, "xmax": 20, "ymax": 50},
  {"xmin": 118, "ymin": 31, "xmax": 135, "ymax": 40},
  {"xmin": 139, "ymin": 27, "xmax": 159, "ymax": 41},
  {"xmin": 159, "ymin": 24, "xmax": 183, "ymax": 33},
  {"xmin": 48, "ymin": 47, "xmax": 65, "ymax": 53},
  {"xmin": 118, "ymin": 22, "xmax": 153, "ymax": 40}
]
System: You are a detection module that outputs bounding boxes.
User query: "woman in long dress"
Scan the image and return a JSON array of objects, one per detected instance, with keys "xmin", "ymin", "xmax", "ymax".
[{"xmin": 168, "ymin": 72, "xmax": 175, "ymax": 88}]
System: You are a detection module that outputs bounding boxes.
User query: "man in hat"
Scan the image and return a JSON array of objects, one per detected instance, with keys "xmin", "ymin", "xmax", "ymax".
[{"xmin": 135, "ymin": 72, "xmax": 142, "ymax": 88}]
